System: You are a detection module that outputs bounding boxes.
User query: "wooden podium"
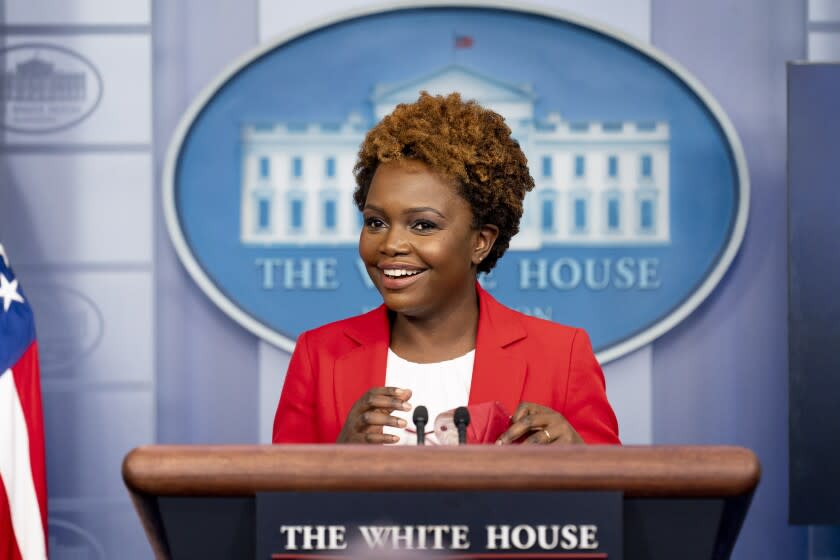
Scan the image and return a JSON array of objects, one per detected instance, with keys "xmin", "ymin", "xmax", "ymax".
[{"xmin": 123, "ymin": 445, "xmax": 759, "ymax": 560}]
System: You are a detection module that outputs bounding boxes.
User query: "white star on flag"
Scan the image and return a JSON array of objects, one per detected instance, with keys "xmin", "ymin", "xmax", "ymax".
[{"xmin": 0, "ymin": 273, "xmax": 25, "ymax": 312}]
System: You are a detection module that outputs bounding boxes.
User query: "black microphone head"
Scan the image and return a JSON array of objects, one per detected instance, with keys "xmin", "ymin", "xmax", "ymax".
[
  {"xmin": 454, "ymin": 406, "xmax": 470, "ymax": 427},
  {"xmin": 413, "ymin": 405, "xmax": 429, "ymax": 426}
]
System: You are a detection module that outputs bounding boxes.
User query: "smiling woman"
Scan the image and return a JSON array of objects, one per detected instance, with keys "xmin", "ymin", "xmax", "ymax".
[
  {"xmin": 359, "ymin": 159, "xmax": 496, "ymax": 341},
  {"xmin": 272, "ymin": 93, "xmax": 620, "ymax": 446}
]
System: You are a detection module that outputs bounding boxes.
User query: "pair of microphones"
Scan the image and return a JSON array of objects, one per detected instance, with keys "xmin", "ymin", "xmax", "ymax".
[{"xmin": 412, "ymin": 405, "xmax": 470, "ymax": 445}]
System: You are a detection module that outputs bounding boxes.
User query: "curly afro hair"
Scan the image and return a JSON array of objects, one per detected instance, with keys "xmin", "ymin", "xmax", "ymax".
[{"xmin": 353, "ymin": 91, "xmax": 534, "ymax": 273}]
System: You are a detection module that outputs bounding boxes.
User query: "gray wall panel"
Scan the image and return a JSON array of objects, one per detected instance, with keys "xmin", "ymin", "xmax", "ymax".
[
  {"xmin": 153, "ymin": 0, "xmax": 260, "ymax": 444},
  {"xmin": 0, "ymin": 154, "xmax": 152, "ymax": 265},
  {"xmin": 5, "ymin": 0, "xmax": 150, "ymax": 25},
  {"xmin": 43, "ymin": 390, "xmax": 155, "ymax": 498},
  {"xmin": 1, "ymin": 1, "xmax": 157, "ymax": 558},
  {"xmin": 651, "ymin": 1, "xmax": 808, "ymax": 559},
  {"xmin": 49, "ymin": 505, "xmax": 151, "ymax": 560},
  {"xmin": 22, "ymin": 270, "xmax": 153, "ymax": 383}
]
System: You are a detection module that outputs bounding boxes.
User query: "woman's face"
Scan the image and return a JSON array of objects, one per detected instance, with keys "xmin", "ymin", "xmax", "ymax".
[{"xmin": 359, "ymin": 160, "xmax": 497, "ymax": 318}]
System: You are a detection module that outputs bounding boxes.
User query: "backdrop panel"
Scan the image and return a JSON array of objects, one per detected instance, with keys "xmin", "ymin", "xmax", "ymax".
[{"xmin": 788, "ymin": 61, "xmax": 840, "ymax": 526}]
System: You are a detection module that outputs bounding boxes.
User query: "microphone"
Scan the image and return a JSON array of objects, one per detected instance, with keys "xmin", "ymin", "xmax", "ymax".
[
  {"xmin": 454, "ymin": 406, "xmax": 470, "ymax": 445},
  {"xmin": 413, "ymin": 406, "xmax": 429, "ymax": 445}
]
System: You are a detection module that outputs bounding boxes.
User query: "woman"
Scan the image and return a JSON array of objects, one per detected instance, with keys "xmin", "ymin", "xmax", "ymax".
[{"xmin": 273, "ymin": 92, "xmax": 619, "ymax": 445}]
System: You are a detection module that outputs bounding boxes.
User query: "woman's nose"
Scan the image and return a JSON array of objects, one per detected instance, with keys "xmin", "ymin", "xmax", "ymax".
[{"xmin": 380, "ymin": 225, "xmax": 409, "ymax": 255}]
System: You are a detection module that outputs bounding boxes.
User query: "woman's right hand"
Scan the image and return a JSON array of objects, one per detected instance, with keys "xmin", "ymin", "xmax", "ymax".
[{"xmin": 336, "ymin": 387, "xmax": 412, "ymax": 444}]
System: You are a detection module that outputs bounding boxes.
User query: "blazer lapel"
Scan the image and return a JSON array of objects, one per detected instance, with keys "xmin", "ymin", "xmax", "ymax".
[
  {"xmin": 468, "ymin": 285, "xmax": 528, "ymax": 416},
  {"xmin": 333, "ymin": 306, "xmax": 389, "ymax": 424}
]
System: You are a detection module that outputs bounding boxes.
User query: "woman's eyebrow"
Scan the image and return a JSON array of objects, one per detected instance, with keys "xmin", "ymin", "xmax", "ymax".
[
  {"xmin": 363, "ymin": 204, "xmax": 446, "ymax": 219},
  {"xmin": 404, "ymin": 206, "xmax": 446, "ymax": 218}
]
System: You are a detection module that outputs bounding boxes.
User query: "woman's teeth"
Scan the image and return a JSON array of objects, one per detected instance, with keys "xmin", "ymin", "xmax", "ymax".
[{"xmin": 383, "ymin": 269, "xmax": 422, "ymax": 278}]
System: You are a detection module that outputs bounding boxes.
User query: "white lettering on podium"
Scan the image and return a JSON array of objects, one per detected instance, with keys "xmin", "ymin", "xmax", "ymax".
[
  {"xmin": 511, "ymin": 525, "xmax": 537, "ymax": 549},
  {"xmin": 486, "ymin": 524, "xmax": 599, "ymax": 551},
  {"xmin": 580, "ymin": 525, "xmax": 599, "ymax": 549},
  {"xmin": 538, "ymin": 525, "xmax": 560, "ymax": 549},
  {"xmin": 486, "ymin": 525, "xmax": 510, "ymax": 549},
  {"xmin": 560, "ymin": 525, "xmax": 579, "ymax": 549},
  {"xmin": 391, "ymin": 526, "xmax": 414, "ymax": 549},
  {"xmin": 302, "ymin": 525, "xmax": 325, "ymax": 550},
  {"xmin": 280, "ymin": 526, "xmax": 302, "ymax": 550},
  {"xmin": 356, "ymin": 525, "xmax": 470, "ymax": 550},
  {"xmin": 358, "ymin": 526, "xmax": 391, "ymax": 549},
  {"xmin": 277, "ymin": 523, "xmax": 598, "ymax": 552},
  {"xmin": 451, "ymin": 525, "xmax": 470, "ymax": 550},
  {"xmin": 279, "ymin": 525, "xmax": 346, "ymax": 550}
]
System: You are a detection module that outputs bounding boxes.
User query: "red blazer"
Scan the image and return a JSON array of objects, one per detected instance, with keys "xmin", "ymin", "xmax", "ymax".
[{"xmin": 273, "ymin": 285, "xmax": 620, "ymax": 445}]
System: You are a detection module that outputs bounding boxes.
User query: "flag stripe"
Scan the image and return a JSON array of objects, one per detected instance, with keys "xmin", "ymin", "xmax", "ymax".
[
  {"xmin": 0, "ymin": 365, "xmax": 47, "ymax": 560},
  {"xmin": 0, "ymin": 475, "xmax": 25, "ymax": 560},
  {"xmin": 10, "ymin": 344, "xmax": 47, "ymax": 533}
]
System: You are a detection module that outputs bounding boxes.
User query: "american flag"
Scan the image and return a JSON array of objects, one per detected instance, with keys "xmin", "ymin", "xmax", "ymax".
[
  {"xmin": 454, "ymin": 35, "xmax": 474, "ymax": 49},
  {"xmin": 0, "ymin": 243, "xmax": 47, "ymax": 559}
]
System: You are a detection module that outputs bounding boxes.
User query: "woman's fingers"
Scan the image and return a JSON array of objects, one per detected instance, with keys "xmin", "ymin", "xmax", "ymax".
[
  {"xmin": 363, "ymin": 394, "xmax": 413, "ymax": 412},
  {"xmin": 355, "ymin": 387, "xmax": 412, "ymax": 412},
  {"xmin": 522, "ymin": 419, "xmax": 576, "ymax": 444},
  {"xmin": 496, "ymin": 412, "xmax": 557, "ymax": 444},
  {"xmin": 363, "ymin": 432, "xmax": 401, "ymax": 444},
  {"xmin": 337, "ymin": 386, "xmax": 412, "ymax": 444},
  {"xmin": 497, "ymin": 402, "xmax": 583, "ymax": 445},
  {"xmin": 369, "ymin": 386, "xmax": 412, "ymax": 400},
  {"xmin": 510, "ymin": 401, "xmax": 539, "ymax": 423},
  {"xmin": 359, "ymin": 410, "xmax": 407, "ymax": 430}
]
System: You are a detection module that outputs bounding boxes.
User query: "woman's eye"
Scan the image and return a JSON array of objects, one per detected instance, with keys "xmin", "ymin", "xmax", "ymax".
[
  {"xmin": 412, "ymin": 220, "xmax": 438, "ymax": 232},
  {"xmin": 365, "ymin": 217, "xmax": 385, "ymax": 228}
]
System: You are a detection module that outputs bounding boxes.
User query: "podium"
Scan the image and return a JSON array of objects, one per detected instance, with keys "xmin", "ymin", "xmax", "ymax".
[{"xmin": 123, "ymin": 445, "xmax": 759, "ymax": 559}]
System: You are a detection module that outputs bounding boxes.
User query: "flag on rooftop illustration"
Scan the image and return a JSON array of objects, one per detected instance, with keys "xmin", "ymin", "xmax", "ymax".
[{"xmin": 454, "ymin": 35, "xmax": 474, "ymax": 49}]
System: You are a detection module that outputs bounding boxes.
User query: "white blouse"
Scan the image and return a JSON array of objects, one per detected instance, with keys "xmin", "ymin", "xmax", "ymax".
[{"xmin": 382, "ymin": 348, "xmax": 475, "ymax": 445}]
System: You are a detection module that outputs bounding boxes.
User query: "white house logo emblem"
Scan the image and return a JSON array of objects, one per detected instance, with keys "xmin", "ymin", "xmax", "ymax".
[
  {"xmin": 165, "ymin": 5, "xmax": 748, "ymax": 363},
  {"xmin": 24, "ymin": 283, "xmax": 104, "ymax": 373},
  {"xmin": 2, "ymin": 44, "xmax": 103, "ymax": 133},
  {"xmin": 48, "ymin": 518, "xmax": 106, "ymax": 560},
  {"xmin": 241, "ymin": 64, "xmax": 669, "ymax": 251}
]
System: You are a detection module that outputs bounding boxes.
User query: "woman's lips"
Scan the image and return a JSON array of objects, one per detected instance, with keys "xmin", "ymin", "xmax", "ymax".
[{"xmin": 379, "ymin": 269, "xmax": 427, "ymax": 290}]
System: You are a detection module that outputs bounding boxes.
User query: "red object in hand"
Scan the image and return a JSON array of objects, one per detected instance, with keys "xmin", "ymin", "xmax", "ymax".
[{"xmin": 466, "ymin": 401, "xmax": 512, "ymax": 444}]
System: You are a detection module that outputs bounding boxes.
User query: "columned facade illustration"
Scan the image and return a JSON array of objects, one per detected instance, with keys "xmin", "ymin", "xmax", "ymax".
[{"xmin": 240, "ymin": 65, "xmax": 669, "ymax": 249}]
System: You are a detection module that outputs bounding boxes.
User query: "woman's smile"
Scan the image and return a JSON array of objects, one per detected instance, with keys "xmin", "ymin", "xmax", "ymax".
[{"xmin": 378, "ymin": 264, "xmax": 429, "ymax": 290}]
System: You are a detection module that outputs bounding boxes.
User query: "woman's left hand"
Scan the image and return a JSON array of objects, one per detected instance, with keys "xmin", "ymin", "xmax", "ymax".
[{"xmin": 496, "ymin": 402, "xmax": 584, "ymax": 445}]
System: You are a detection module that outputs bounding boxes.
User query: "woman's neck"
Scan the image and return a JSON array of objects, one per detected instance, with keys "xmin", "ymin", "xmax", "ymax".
[{"xmin": 389, "ymin": 288, "xmax": 479, "ymax": 363}]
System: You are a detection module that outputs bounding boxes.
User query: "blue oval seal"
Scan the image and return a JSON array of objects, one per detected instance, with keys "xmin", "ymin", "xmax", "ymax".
[{"xmin": 164, "ymin": 4, "xmax": 748, "ymax": 363}]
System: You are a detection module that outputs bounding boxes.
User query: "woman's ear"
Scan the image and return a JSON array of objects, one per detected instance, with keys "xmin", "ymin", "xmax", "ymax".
[{"xmin": 473, "ymin": 224, "xmax": 500, "ymax": 265}]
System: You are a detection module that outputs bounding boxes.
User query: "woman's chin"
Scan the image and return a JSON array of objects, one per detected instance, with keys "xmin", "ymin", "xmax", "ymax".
[{"xmin": 381, "ymin": 293, "xmax": 429, "ymax": 318}]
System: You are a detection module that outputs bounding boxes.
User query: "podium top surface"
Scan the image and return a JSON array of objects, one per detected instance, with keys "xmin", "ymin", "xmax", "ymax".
[{"xmin": 123, "ymin": 445, "xmax": 760, "ymax": 499}]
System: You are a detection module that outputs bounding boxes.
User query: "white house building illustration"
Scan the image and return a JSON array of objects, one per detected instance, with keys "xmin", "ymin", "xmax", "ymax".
[
  {"xmin": 240, "ymin": 65, "xmax": 670, "ymax": 249},
  {"xmin": 3, "ymin": 56, "xmax": 87, "ymax": 102}
]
